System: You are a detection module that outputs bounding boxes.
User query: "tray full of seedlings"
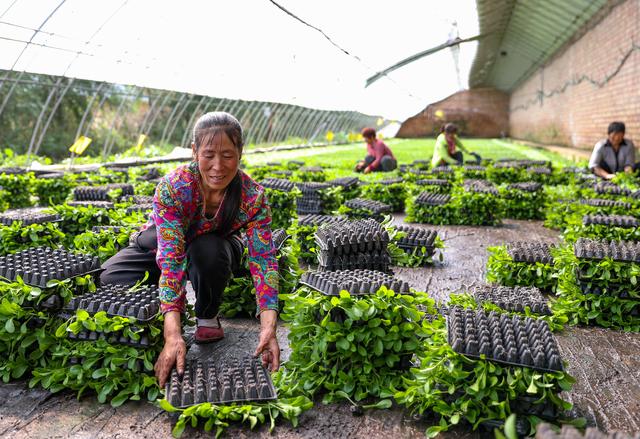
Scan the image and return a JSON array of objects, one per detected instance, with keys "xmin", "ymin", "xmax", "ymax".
[
  {"xmin": 579, "ymin": 198, "xmax": 631, "ymax": 209},
  {"xmin": 502, "ymin": 181, "xmax": 546, "ymax": 220},
  {"xmin": 165, "ymin": 356, "xmax": 277, "ymax": 408},
  {"xmin": 487, "ymin": 242, "xmax": 557, "ymax": 292},
  {"xmin": 429, "ymin": 165, "xmax": 456, "ymax": 180},
  {"xmin": 0, "ymin": 207, "xmax": 61, "ymax": 226},
  {"xmin": 508, "ymin": 241, "xmax": 555, "ymax": 265},
  {"xmin": 593, "ymin": 181, "xmax": 631, "ymax": 197},
  {"xmin": 0, "ymin": 246, "xmax": 101, "ymax": 288},
  {"xmin": 472, "ymin": 285, "xmax": 551, "ymax": 315},
  {"xmin": 296, "ymin": 215, "xmax": 350, "ymax": 263},
  {"xmin": 327, "ymin": 176, "xmax": 360, "ymax": 199},
  {"xmin": 271, "ymin": 228, "xmax": 290, "ymax": 251},
  {"xmin": 66, "ymin": 200, "xmax": 115, "ymax": 209},
  {"xmin": 300, "ymin": 269, "xmax": 410, "ymax": 296},
  {"xmin": 447, "ymin": 307, "xmax": 563, "ymax": 372},
  {"xmin": 259, "ymin": 178, "xmax": 296, "ymax": 192},
  {"xmin": 295, "ymin": 182, "xmax": 336, "ymax": 215},
  {"xmin": 394, "ymin": 225, "xmax": 440, "ymax": 266},
  {"xmin": 463, "ymin": 179, "xmax": 499, "ymax": 195},
  {"xmin": 414, "ymin": 178, "xmax": 451, "ymax": 193},
  {"xmin": 414, "ymin": 192, "xmax": 451, "ymax": 206},
  {"xmin": 564, "ymin": 214, "xmax": 640, "ymax": 242},
  {"xmin": 582, "ymin": 214, "xmax": 639, "ymax": 228},
  {"xmin": 359, "ymin": 178, "xmax": 408, "ymax": 212},
  {"xmin": 314, "ymin": 218, "xmax": 391, "ymax": 271}
]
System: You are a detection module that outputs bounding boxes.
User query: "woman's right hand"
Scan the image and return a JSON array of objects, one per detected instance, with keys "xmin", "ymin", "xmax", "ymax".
[{"xmin": 154, "ymin": 311, "xmax": 186, "ymax": 387}]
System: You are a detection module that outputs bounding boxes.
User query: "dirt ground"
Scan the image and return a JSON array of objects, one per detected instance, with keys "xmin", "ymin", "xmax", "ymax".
[{"xmin": 0, "ymin": 217, "xmax": 638, "ymax": 438}]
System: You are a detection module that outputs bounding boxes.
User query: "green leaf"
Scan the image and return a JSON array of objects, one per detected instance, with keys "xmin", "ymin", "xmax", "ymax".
[
  {"xmin": 362, "ymin": 399, "xmax": 392, "ymax": 410},
  {"xmin": 336, "ymin": 338, "xmax": 350, "ymax": 351},
  {"xmin": 4, "ymin": 318, "xmax": 14, "ymax": 333},
  {"xmin": 504, "ymin": 414, "xmax": 517, "ymax": 439}
]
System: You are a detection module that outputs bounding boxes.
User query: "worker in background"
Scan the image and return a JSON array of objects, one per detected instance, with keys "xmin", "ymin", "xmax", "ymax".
[
  {"xmin": 354, "ymin": 127, "xmax": 397, "ymax": 173},
  {"xmin": 431, "ymin": 123, "xmax": 478, "ymax": 167},
  {"xmin": 589, "ymin": 121, "xmax": 637, "ymax": 179}
]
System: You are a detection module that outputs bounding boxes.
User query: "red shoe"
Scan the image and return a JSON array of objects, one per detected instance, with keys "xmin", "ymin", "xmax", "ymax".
[{"xmin": 194, "ymin": 318, "xmax": 224, "ymax": 344}]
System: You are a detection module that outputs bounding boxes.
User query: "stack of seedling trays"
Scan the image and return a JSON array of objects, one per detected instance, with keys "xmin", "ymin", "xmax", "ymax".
[
  {"xmin": 67, "ymin": 200, "xmax": 115, "ymax": 209},
  {"xmin": 406, "ymin": 191, "xmax": 454, "ymax": 225},
  {"xmin": 327, "ymin": 176, "xmax": 360, "ymax": 199},
  {"xmin": 464, "ymin": 179, "xmax": 499, "ymax": 195},
  {"xmin": 579, "ymin": 198, "xmax": 631, "ymax": 209},
  {"xmin": 447, "ymin": 307, "xmax": 565, "ymax": 423},
  {"xmin": 272, "ymin": 228, "xmax": 289, "ymax": 251},
  {"xmin": 259, "ymin": 178, "xmax": 296, "ymax": 192},
  {"xmin": 344, "ymin": 197, "xmax": 392, "ymax": 220},
  {"xmin": 272, "ymin": 170, "xmax": 292, "ymax": 177},
  {"xmin": 593, "ymin": 181, "xmax": 630, "ymax": 197},
  {"xmin": 472, "ymin": 285, "xmax": 551, "ymax": 315},
  {"xmin": 0, "ymin": 207, "xmax": 61, "ymax": 226},
  {"xmin": 73, "ymin": 183, "xmax": 135, "ymax": 201},
  {"xmin": 564, "ymin": 214, "xmax": 640, "ymax": 242},
  {"xmin": 414, "ymin": 192, "xmax": 451, "ymax": 206},
  {"xmin": 394, "ymin": 225, "xmax": 439, "ymax": 266},
  {"xmin": 502, "ymin": 182, "xmax": 545, "ymax": 220},
  {"xmin": 583, "ymin": 214, "xmax": 638, "ymax": 227},
  {"xmin": 410, "ymin": 159, "xmax": 430, "ymax": 170},
  {"xmin": 360, "ymin": 177, "xmax": 407, "ymax": 212},
  {"xmin": 573, "ymin": 238, "xmax": 640, "ymax": 300},
  {"xmin": 300, "ymin": 269, "xmax": 410, "ymax": 296},
  {"xmin": 0, "ymin": 166, "xmax": 26, "ymax": 175},
  {"xmin": 415, "ymin": 178, "xmax": 451, "ymax": 193},
  {"xmin": 507, "ymin": 182, "xmax": 542, "ymax": 193},
  {"xmin": 296, "ymin": 166, "xmax": 325, "ymax": 182},
  {"xmin": 295, "ymin": 182, "xmax": 334, "ymax": 214},
  {"xmin": 526, "ymin": 166, "xmax": 552, "ymax": 175},
  {"xmin": 314, "ymin": 218, "xmax": 391, "ymax": 272},
  {"xmin": 296, "ymin": 214, "xmax": 350, "ymax": 263},
  {"xmin": 487, "ymin": 241, "xmax": 556, "ymax": 292},
  {"xmin": 430, "ymin": 165, "xmax": 456, "ymax": 180},
  {"xmin": 461, "ymin": 164, "xmax": 487, "ymax": 178},
  {"xmin": 165, "ymin": 356, "xmax": 277, "ymax": 408}
]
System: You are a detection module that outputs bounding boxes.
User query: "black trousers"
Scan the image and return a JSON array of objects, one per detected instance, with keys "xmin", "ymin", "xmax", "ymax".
[
  {"xmin": 450, "ymin": 151, "xmax": 464, "ymax": 164},
  {"xmin": 100, "ymin": 226, "xmax": 243, "ymax": 319}
]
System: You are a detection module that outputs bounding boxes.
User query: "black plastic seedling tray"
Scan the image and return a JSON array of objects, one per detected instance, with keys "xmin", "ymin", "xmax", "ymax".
[
  {"xmin": 447, "ymin": 307, "xmax": 563, "ymax": 372},
  {"xmin": 67, "ymin": 200, "xmax": 115, "ymax": 209},
  {"xmin": 507, "ymin": 182, "xmax": 543, "ymax": 192},
  {"xmin": 126, "ymin": 204, "xmax": 153, "ymax": 214},
  {"xmin": 463, "ymin": 179, "xmax": 498, "ymax": 195},
  {"xmin": 415, "ymin": 192, "xmax": 450, "ymax": 206},
  {"xmin": 593, "ymin": 182, "xmax": 630, "ymax": 196},
  {"xmin": 507, "ymin": 241, "xmax": 555, "ymax": 265},
  {"xmin": 315, "ymin": 218, "xmax": 389, "ymax": 254},
  {"xmin": 327, "ymin": 176, "xmax": 360, "ymax": 189},
  {"xmin": 73, "ymin": 183, "xmax": 135, "ymax": 201},
  {"xmin": 0, "ymin": 208, "xmax": 61, "ymax": 226},
  {"xmin": 67, "ymin": 328, "xmax": 153, "ymax": 348},
  {"xmin": 272, "ymin": 170, "xmax": 292, "ymax": 177},
  {"xmin": 430, "ymin": 166, "xmax": 454, "ymax": 174},
  {"xmin": 298, "ymin": 214, "xmax": 350, "ymax": 227},
  {"xmin": 165, "ymin": 356, "xmax": 277, "ymax": 408},
  {"xmin": 125, "ymin": 195, "xmax": 154, "ymax": 204},
  {"xmin": 91, "ymin": 225, "xmax": 131, "ymax": 233},
  {"xmin": 415, "ymin": 179, "xmax": 450, "ymax": 187},
  {"xmin": 395, "ymin": 225, "xmax": 437, "ymax": 250},
  {"xmin": 473, "ymin": 285, "xmax": 551, "ymax": 315},
  {"xmin": 298, "ymin": 166, "xmax": 324, "ymax": 173},
  {"xmin": 259, "ymin": 178, "xmax": 296, "ymax": 192},
  {"xmin": 526, "ymin": 166, "xmax": 551, "ymax": 175},
  {"xmin": 574, "ymin": 238, "xmax": 640, "ymax": 263},
  {"xmin": 0, "ymin": 247, "xmax": 101, "ymax": 287},
  {"xmin": 463, "ymin": 165, "xmax": 486, "ymax": 171},
  {"xmin": 579, "ymin": 198, "xmax": 631, "ymax": 209},
  {"xmin": 61, "ymin": 284, "xmax": 160, "ymax": 322},
  {"xmin": 344, "ymin": 198, "xmax": 392, "ymax": 215},
  {"xmin": 272, "ymin": 229, "xmax": 289, "ymax": 251},
  {"xmin": 375, "ymin": 177, "xmax": 404, "ymax": 185},
  {"xmin": 300, "ymin": 269, "xmax": 411, "ymax": 296},
  {"xmin": 582, "ymin": 214, "xmax": 638, "ymax": 227}
]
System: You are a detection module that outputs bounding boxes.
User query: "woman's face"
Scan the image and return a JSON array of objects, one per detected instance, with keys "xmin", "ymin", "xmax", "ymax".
[
  {"xmin": 608, "ymin": 131, "xmax": 624, "ymax": 147},
  {"xmin": 193, "ymin": 130, "xmax": 240, "ymax": 192},
  {"xmin": 445, "ymin": 132, "xmax": 456, "ymax": 143},
  {"xmin": 365, "ymin": 135, "xmax": 375, "ymax": 145}
]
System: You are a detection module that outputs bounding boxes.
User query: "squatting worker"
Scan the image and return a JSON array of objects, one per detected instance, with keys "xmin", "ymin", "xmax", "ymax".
[
  {"xmin": 354, "ymin": 127, "xmax": 397, "ymax": 173},
  {"xmin": 100, "ymin": 112, "xmax": 280, "ymax": 386},
  {"xmin": 589, "ymin": 121, "xmax": 637, "ymax": 180},
  {"xmin": 431, "ymin": 123, "xmax": 471, "ymax": 167}
]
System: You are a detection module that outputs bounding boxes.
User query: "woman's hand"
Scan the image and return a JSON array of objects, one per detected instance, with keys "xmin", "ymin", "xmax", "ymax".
[
  {"xmin": 154, "ymin": 311, "xmax": 186, "ymax": 387},
  {"xmin": 254, "ymin": 309, "xmax": 280, "ymax": 372},
  {"xmin": 363, "ymin": 166, "xmax": 372, "ymax": 174}
]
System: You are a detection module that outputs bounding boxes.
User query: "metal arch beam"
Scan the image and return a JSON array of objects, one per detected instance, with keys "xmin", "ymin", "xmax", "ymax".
[
  {"xmin": 243, "ymin": 101, "xmax": 268, "ymax": 146},
  {"xmin": 138, "ymin": 89, "xmax": 165, "ymax": 136},
  {"xmin": 302, "ymin": 109, "xmax": 327, "ymax": 142},
  {"xmin": 0, "ymin": 70, "xmax": 26, "ymax": 119},
  {"xmin": 160, "ymin": 93, "xmax": 187, "ymax": 145},
  {"xmin": 33, "ymin": 76, "xmax": 76, "ymax": 156},
  {"xmin": 269, "ymin": 104, "xmax": 296, "ymax": 144},
  {"xmin": 83, "ymin": 83, "xmax": 115, "ymax": 138},
  {"xmin": 145, "ymin": 90, "xmax": 175, "ymax": 139},
  {"xmin": 179, "ymin": 95, "xmax": 210, "ymax": 148},
  {"xmin": 25, "ymin": 75, "xmax": 65, "ymax": 163},
  {"xmin": 307, "ymin": 110, "xmax": 334, "ymax": 143},
  {"xmin": 165, "ymin": 93, "xmax": 196, "ymax": 146},
  {"xmin": 101, "ymin": 88, "xmax": 134, "ymax": 159},
  {"xmin": 74, "ymin": 81, "xmax": 106, "ymax": 141},
  {"xmin": 238, "ymin": 101, "xmax": 262, "ymax": 144},
  {"xmin": 288, "ymin": 107, "xmax": 312, "ymax": 141},
  {"xmin": 103, "ymin": 87, "xmax": 143, "ymax": 157},
  {"xmin": 253, "ymin": 102, "xmax": 281, "ymax": 147}
]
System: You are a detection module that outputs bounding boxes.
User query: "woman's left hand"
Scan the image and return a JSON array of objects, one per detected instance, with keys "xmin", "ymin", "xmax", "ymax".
[
  {"xmin": 254, "ymin": 309, "xmax": 280, "ymax": 371},
  {"xmin": 363, "ymin": 166, "xmax": 371, "ymax": 174}
]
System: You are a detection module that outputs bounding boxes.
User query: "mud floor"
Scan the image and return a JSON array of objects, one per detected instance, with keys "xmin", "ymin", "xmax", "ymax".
[{"xmin": 0, "ymin": 218, "xmax": 638, "ymax": 438}]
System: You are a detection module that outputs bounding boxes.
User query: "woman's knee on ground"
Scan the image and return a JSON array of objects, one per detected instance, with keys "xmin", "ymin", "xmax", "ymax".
[{"xmin": 380, "ymin": 156, "xmax": 397, "ymax": 172}]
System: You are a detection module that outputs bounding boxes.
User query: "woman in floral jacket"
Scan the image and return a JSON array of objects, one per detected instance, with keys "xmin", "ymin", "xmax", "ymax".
[{"xmin": 100, "ymin": 112, "xmax": 279, "ymax": 387}]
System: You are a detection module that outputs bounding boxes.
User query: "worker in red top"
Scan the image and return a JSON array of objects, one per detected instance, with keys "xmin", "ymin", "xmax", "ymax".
[{"xmin": 354, "ymin": 127, "xmax": 397, "ymax": 173}]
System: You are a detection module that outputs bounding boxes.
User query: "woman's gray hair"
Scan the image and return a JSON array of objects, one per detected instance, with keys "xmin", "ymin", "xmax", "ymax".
[{"xmin": 192, "ymin": 112, "xmax": 244, "ymax": 152}]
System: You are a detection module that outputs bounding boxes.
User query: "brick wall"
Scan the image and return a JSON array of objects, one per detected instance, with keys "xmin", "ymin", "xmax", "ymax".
[
  {"xmin": 509, "ymin": 0, "xmax": 640, "ymax": 151},
  {"xmin": 397, "ymin": 88, "xmax": 510, "ymax": 138}
]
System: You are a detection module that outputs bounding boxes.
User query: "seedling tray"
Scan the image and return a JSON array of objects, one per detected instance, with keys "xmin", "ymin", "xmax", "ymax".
[
  {"xmin": 414, "ymin": 192, "xmax": 450, "ymax": 206},
  {"xmin": 507, "ymin": 182, "xmax": 542, "ymax": 192},
  {"xmin": 317, "ymin": 250, "xmax": 391, "ymax": 272},
  {"xmin": 593, "ymin": 182, "xmax": 630, "ymax": 196},
  {"xmin": 266, "ymin": 161, "xmax": 282, "ymax": 167},
  {"xmin": 473, "ymin": 285, "xmax": 551, "ymax": 315},
  {"xmin": 574, "ymin": 238, "xmax": 640, "ymax": 262},
  {"xmin": 0, "ymin": 166, "xmax": 27, "ymax": 175},
  {"xmin": 66, "ymin": 328, "xmax": 153, "ymax": 348},
  {"xmin": 526, "ymin": 166, "xmax": 551, "ymax": 175},
  {"xmin": 517, "ymin": 160, "xmax": 551, "ymax": 168},
  {"xmin": 576, "ymin": 280, "xmax": 639, "ymax": 299},
  {"xmin": 414, "ymin": 179, "xmax": 450, "ymax": 187},
  {"xmin": 125, "ymin": 195, "xmax": 154, "ymax": 204},
  {"xmin": 447, "ymin": 307, "xmax": 564, "ymax": 372},
  {"xmin": 0, "ymin": 247, "xmax": 101, "ymax": 287},
  {"xmin": 315, "ymin": 219, "xmax": 389, "ymax": 255},
  {"xmin": 298, "ymin": 166, "xmax": 323, "ymax": 173},
  {"xmin": 579, "ymin": 198, "xmax": 631, "ymax": 209},
  {"xmin": 430, "ymin": 166, "xmax": 455, "ymax": 175},
  {"xmin": 272, "ymin": 170, "xmax": 292, "ymax": 177},
  {"xmin": 298, "ymin": 214, "xmax": 349, "ymax": 227},
  {"xmin": 582, "ymin": 214, "xmax": 638, "ymax": 227},
  {"xmin": 327, "ymin": 176, "xmax": 360, "ymax": 189},
  {"xmin": 507, "ymin": 242, "xmax": 554, "ymax": 265},
  {"xmin": 259, "ymin": 178, "xmax": 295, "ymax": 192},
  {"xmin": 463, "ymin": 165, "xmax": 486, "ymax": 171},
  {"xmin": 463, "ymin": 179, "xmax": 498, "ymax": 195},
  {"xmin": 0, "ymin": 208, "xmax": 61, "ymax": 226},
  {"xmin": 344, "ymin": 198, "xmax": 392, "ymax": 215},
  {"xmin": 375, "ymin": 177, "xmax": 404, "ymax": 185},
  {"xmin": 73, "ymin": 183, "xmax": 134, "ymax": 201},
  {"xmin": 61, "ymin": 284, "xmax": 160, "ymax": 322},
  {"xmin": 91, "ymin": 225, "xmax": 131, "ymax": 233},
  {"xmin": 395, "ymin": 225, "xmax": 437, "ymax": 249},
  {"xmin": 67, "ymin": 200, "xmax": 115, "ymax": 209},
  {"xmin": 165, "ymin": 356, "xmax": 277, "ymax": 408},
  {"xmin": 272, "ymin": 229, "xmax": 289, "ymax": 251},
  {"xmin": 295, "ymin": 182, "xmax": 331, "ymax": 193},
  {"xmin": 300, "ymin": 269, "xmax": 410, "ymax": 296},
  {"xmin": 126, "ymin": 204, "xmax": 153, "ymax": 214}
]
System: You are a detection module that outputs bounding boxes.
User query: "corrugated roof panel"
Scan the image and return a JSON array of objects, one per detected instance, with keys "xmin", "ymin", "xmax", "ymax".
[{"xmin": 469, "ymin": 0, "xmax": 607, "ymax": 91}]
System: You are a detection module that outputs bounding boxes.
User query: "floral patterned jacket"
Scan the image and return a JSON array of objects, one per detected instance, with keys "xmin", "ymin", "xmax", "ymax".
[{"xmin": 143, "ymin": 161, "xmax": 278, "ymax": 315}]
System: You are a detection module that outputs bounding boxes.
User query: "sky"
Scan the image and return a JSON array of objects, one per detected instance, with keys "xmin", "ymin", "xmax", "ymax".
[{"xmin": 0, "ymin": 0, "xmax": 479, "ymax": 121}]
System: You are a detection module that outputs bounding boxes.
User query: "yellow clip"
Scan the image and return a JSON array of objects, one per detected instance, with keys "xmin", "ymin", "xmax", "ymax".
[
  {"xmin": 135, "ymin": 134, "xmax": 147, "ymax": 149},
  {"xmin": 325, "ymin": 130, "xmax": 334, "ymax": 142}
]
